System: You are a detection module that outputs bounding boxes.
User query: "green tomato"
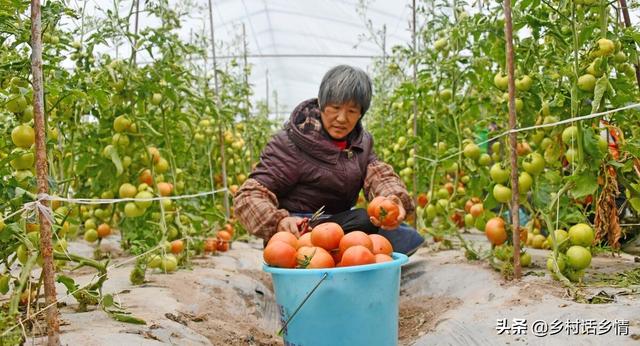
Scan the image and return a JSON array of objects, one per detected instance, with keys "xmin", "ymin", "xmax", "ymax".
[
  {"xmin": 596, "ymin": 38, "xmax": 615, "ymax": 56},
  {"xmin": 561, "ymin": 126, "xmax": 579, "ymax": 145},
  {"xmin": 518, "ymin": 172, "xmax": 533, "ymax": 192},
  {"xmin": 478, "ymin": 153, "xmax": 492, "ymax": 166},
  {"xmin": 151, "ymin": 93, "xmax": 163, "ymax": 105},
  {"xmin": 11, "ymin": 125, "xmax": 35, "ymax": 148},
  {"xmin": 489, "ymin": 163, "xmax": 510, "ymax": 183},
  {"xmin": 9, "ymin": 148, "xmax": 34, "ymax": 170},
  {"xmin": 0, "ymin": 275, "xmax": 10, "ymax": 295},
  {"xmin": 6, "ymin": 94, "xmax": 27, "ymax": 114},
  {"xmin": 84, "ymin": 229, "xmax": 98, "ymax": 243},
  {"xmin": 546, "ymin": 255, "xmax": 566, "ymax": 272},
  {"xmin": 134, "ymin": 191, "xmax": 154, "ymax": 209},
  {"xmin": 439, "ymin": 88, "xmax": 453, "ymax": 101},
  {"xmin": 493, "ymin": 184, "xmax": 512, "ymax": 203},
  {"xmin": 147, "ymin": 255, "xmax": 162, "ymax": 269},
  {"xmin": 425, "ymin": 204, "xmax": 437, "ymax": 220},
  {"xmin": 463, "ymin": 143, "xmax": 481, "ymax": 160},
  {"xmin": 577, "ymin": 74, "xmax": 596, "ymax": 92},
  {"xmin": 436, "ymin": 188, "xmax": 450, "ymax": 199},
  {"xmin": 523, "ymin": 153, "xmax": 545, "ymax": 175},
  {"xmin": 566, "ymin": 245, "xmax": 592, "ymax": 270},
  {"xmin": 613, "ymin": 51, "xmax": 627, "ymax": 63},
  {"xmin": 494, "ymin": 72, "xmax": 508, "ymax": 90},
  {"xmin": 515, "ymin": 75, "xmax": 533, "ymax": 91},
  {"xmin": 547, "ymin": 229, "xmax": 569, "ymax": 251},
  {"xmin": 464, "ymin": 214, "xmax": 475, "ymax": 228},
  {"xmin": 568, "ymin": 223, "xmax": 595, "ymax": 247},
  {"xmin": 565, "ymin": 148, "xmax": 578, "ymax": 163},
  {"xmin": 434, "ymin": 38, "xmax": 448, "ymax": 51}
]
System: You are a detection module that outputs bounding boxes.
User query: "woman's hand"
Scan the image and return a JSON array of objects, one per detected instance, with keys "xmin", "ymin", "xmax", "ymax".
[
  {"xmin": 277, "ymin": 216, "xmax": 305, "ymax": 237},
  {"xmin": 369, "ymin": 195, "xmax": 406, "ymax": 231}
]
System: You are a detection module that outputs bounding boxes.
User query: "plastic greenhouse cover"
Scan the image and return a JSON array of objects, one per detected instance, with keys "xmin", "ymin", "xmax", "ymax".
[{"xmin": 61, "ymin": 0, "xmax": 412, "ymax": 121}]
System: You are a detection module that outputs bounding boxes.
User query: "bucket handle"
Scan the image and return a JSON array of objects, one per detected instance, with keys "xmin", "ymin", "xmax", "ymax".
[{"xmin": 277, "ymin": 272, "xmax": 329, "ymax": 336}]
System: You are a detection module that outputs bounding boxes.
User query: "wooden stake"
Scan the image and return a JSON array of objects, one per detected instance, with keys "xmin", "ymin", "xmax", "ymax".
[
  {"xmin": 411, "ymin": 0, "xmax": 418, "ymax": 215},
  {"xmin": 619, "ymin": 0, "xmax": 640, "ymax": 90},
  {"xmin": 31, "ymin": 0, "xmax": 60, "ymax": 344},
  {"xmin": 503, "ymin": 0, "xmax": 521, "ymax": 279}
]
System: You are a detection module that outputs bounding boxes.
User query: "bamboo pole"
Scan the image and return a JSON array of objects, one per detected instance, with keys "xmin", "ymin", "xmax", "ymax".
[
  {"xmin": 31, "ymin": 0, "xmax": 60, "ymax": 344},
  {"xmin": 207, "ymin": 0, "xmax": 230, "ymax": 219},
  {"xmin": 242, "ymin": 23, "xmax": 254, "ymax": 167},
  {"xmin": 503, "ymin": 0, "xmax": 521, "ymax": 279},
  {"xmin": 411, "ymin": 0, "xmax": 418, "ymax": 215},
  {"xmin": 265, "ymin": 69, "xmax": 270, "ymax": 116}
]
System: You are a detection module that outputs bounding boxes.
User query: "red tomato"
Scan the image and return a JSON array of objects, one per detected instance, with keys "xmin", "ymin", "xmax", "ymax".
[
  {"xmin": 369, "ymin": 234, "xmax": 393, "ymax": 255},
  {"xmin": 339, "ymin": 231, "xmax": 373, "ymax": 255},
  {"xmin": 263, "ymin": 241, "xmax": 297, "ymax": 268},
  {"xmin": 296, "ymin": 246, "xmax": 335, "ymax": 269},
  {"xmin": 311, "ymin": 222, "xmax": 344, "ymax": 251},
  {"xmin": 339, "ymin": 245, "xmax": 375, "ymax": 267}
]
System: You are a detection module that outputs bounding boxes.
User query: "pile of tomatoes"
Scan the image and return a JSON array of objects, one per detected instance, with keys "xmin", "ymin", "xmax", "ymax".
[{"xmin": 263, "ymin": 223, "xmax": 394, "ymax": 269}]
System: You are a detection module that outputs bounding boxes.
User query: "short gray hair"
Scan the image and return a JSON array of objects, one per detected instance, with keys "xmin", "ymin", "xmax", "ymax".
[{"xmin": 318, "ymin": 65, "xmax": 372, "ymax": 116}]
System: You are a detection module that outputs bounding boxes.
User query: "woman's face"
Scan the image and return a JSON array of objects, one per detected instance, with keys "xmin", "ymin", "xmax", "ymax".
[{"xmin": 320, "ymin": 101, "xmax": 361, "ymax": 140}]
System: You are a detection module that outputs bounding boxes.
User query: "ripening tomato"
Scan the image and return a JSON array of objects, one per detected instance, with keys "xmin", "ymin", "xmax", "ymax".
[
  {"xmin": 139, "ymin": 169, "xmax": 153, "ymax": 185},
  {"xmin": 263, "ymin": 240, "xmax": 297, "ymax": 268},
  {"xmin": 369, "ymin": 234, "xmax": 393, "ymax": 255},
  {"xmin": 311, "ymin": 222, "xmax": 344, "ymax": 251},
  {"xmin": 417, "ymin": 193, "xmax": 428, "ymax": 208},
  {"xmin": 217, "ymin": 230, "xmax": 232, "ymax": 243},
  {"xmin": 485, "ymin": 217, "xmax": 507, "ymax": 245},
  {"xmin": 217, "ymin": 240, "xmax": 229, "ymax": 252},
  {"xmin": 223, "ymin": 223, "xmax": 235, "ymax": 237},
  {"xmin": 170, "ymin": 239, "xmax": 184, "ymax": 254},
  {"xmin": 339, "ymin": 245, "xmax": 375, "ymax": 267},
  {"xmin": 296, "ymin": 246, "xmax": 335, "ymax": 269},
  {"xmin": 157, "ymin": 182, "xmax": 173, "ymax": 196},
  {"xmin": 97, "ymin": 223, "xmax": 111, "ymax": 238},
  {"xmin": 470, "ymin": 203, "xmax": 484, "ymax": 218},
  {"xmin": 339, "ymin": 231, "xmax": 373, "ymax": 255},
  {"xmin": 203, "ymin": 238, "xmax": 217, "ymax": 253}
]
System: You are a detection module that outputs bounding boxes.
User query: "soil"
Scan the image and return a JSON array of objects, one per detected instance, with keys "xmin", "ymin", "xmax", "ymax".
[
  {"xmin": 19, "ymin": 233, "xmax": 640, "ymax": 345},
  {"xmin": 398, "ymin": 296, "xmax": 462, "ymax": 344}
]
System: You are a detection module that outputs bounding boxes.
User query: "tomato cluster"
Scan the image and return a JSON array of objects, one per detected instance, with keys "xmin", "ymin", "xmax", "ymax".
[{"xmin": 263, "ymin": 223, "xmax": 394, "ymax": 269}]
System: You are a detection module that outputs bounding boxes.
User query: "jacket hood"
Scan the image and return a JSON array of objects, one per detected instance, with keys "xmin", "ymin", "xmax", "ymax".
[{"xmin": 286, "ymin": 98, "xmax": 365, "ymax": 164}]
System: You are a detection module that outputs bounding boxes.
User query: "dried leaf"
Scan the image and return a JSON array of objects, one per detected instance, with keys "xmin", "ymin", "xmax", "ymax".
[{"xmin": 594, "ymin": 165, "xmax": 622, "ymax": 251}]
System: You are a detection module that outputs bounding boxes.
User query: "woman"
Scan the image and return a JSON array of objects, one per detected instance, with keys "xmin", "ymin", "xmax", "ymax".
[{"xmin": 233, "ymin": 65, "xmax": 424, "ymax": 255}]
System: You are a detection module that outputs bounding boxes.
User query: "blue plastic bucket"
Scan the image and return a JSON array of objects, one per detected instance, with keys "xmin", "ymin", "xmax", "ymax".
[{"xmin": 263, "ymin": 252, "xmax": 409, "ymax": 345}]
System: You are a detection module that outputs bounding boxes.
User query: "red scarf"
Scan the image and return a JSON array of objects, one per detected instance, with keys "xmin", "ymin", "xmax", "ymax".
[{"xmin": 332, "ymin": 140, "xmax": 348, "ymax": 150}]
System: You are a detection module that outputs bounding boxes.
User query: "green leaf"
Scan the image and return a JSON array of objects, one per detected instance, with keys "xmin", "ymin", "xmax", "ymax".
[
  {"xmin": 567, "ymin": 171, "xmax": 598, "ymax": 199},
  {"xmin": 583, "ymin": 132, "xmax": 604, "ymax": 162},
  {"xmin": 629, "ymin": 198, "xmax": 640, "ymax": 213},
  {"xmin": 109, "ymin": 149, "xmax": 123, "ymax": 176},
  {"xmin": 140, "ymin": 120, "xmax": 163, "ymax": 136},
  {"xmin": 56, "ymin": 275, "xmax": 79, "ymax": 292},
  {"xmin": 109, "ymin": 312, "xmax": 146, "ymax": 325},
  {"xmin": 102, "ymin": 294, "xmax": 114, "ymax": 308},
  {"xmin": 591, "ymin": 75, "xmax": 608, "ymax": 114}
]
